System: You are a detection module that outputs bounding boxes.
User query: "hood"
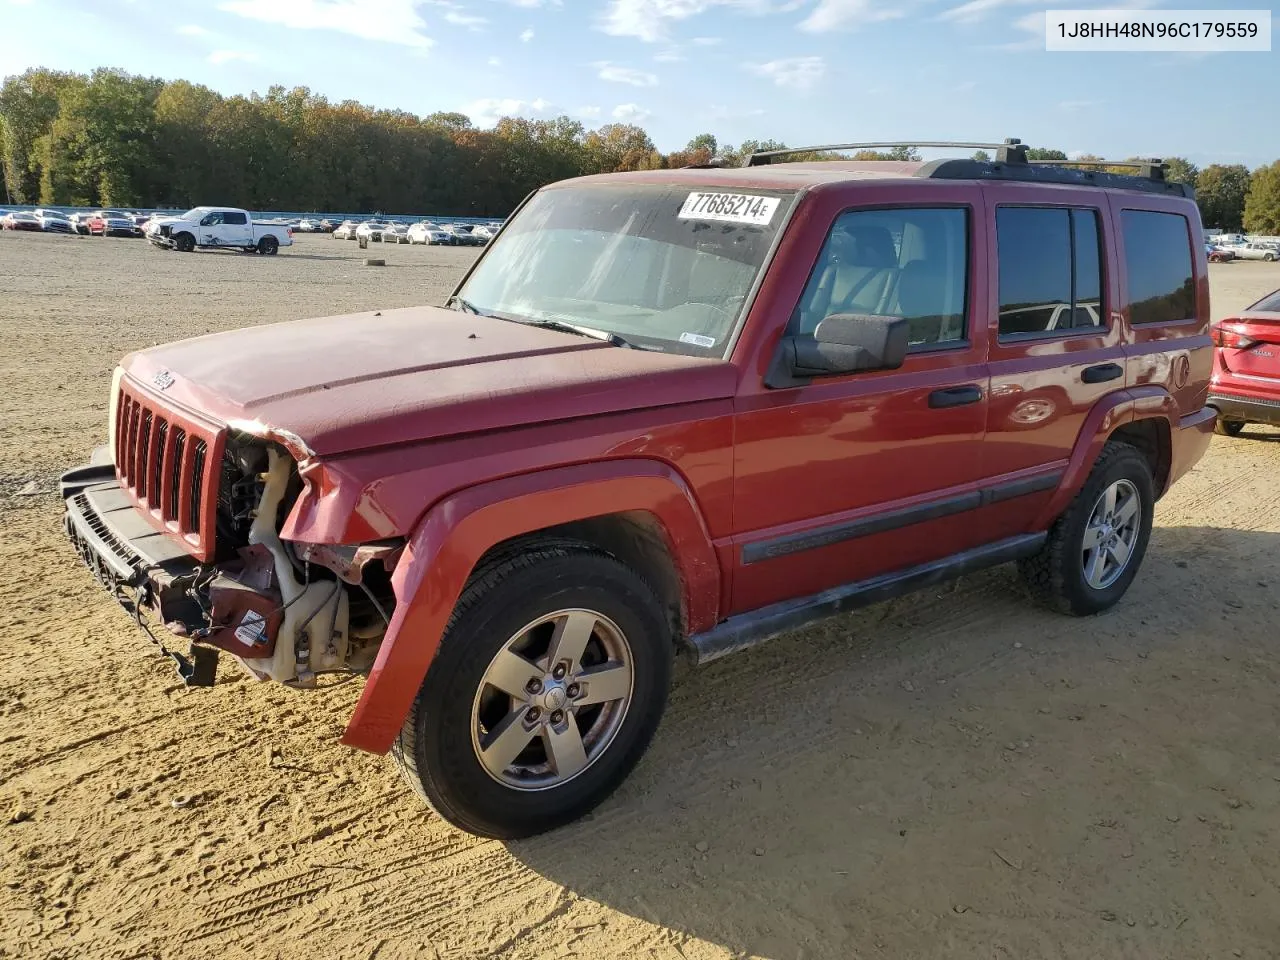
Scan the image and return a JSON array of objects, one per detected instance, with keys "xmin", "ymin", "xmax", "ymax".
[{"xmin": 122, "ymin": 306, "xmax": 737, "ymax": 457}]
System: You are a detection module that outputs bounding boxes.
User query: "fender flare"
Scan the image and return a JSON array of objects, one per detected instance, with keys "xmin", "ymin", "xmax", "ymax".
[
  {"xmin": 1032, "ymin": 385, "xmax": 1175, "ymax": 529},
  {"xmin": 341, "ymin": 459, "xmax": 721, "ymax": 754}
]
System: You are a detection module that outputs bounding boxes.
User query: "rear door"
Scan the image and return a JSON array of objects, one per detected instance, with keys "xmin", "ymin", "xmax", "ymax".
[
  {"xmin": 980, "ymin": 185, "xmax": 1127, "ymax": 539},
  {"xmin": 221, "ymin": 211, "xmax": 253, "ymax": 246}
]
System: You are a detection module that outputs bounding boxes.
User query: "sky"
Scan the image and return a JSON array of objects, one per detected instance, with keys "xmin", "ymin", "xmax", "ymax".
[{"xmin": 2, "ymin": 0, "xmax": 1278, "ymax": 167}]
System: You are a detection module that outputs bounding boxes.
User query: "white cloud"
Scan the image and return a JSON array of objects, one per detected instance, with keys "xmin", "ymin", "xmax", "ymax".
[
  {"xmin": 208, "ymin": 49, "xmax": 259, "ymax": 64},
  {"xmin": 997, "ymin": 9, "xmax": 1044, "ymax": 48},
  {"xmin": 464, "ymin": 97, "xmax": 551, "ymax": 127},
  {"xmin": 519, "ymin": 26, "xmax": 535, "ymax": 40},
  {"xmin": 487, "ymin": 55, "xmax": 502, "ymax": 65},
  {"xmin": 690, "ymin": 35, "xmax": 721, "ymax": 44},
  {"xmin": 498, "ymin": 0, "xmax": 562, "ymax": 7},
  {"xmin": 445, "ymin": 10, "xmax": 488, "ymax": 27},
  {"xmin": 598, "ymin": 0, "xmax": 772, "ymax": 43},
  {"xmin": 577, "ymin": 105, "xmax": 603, "ymax": 118},
  {"xmin": 612, "ymin": 103, "xmax": 652, "ymax": 123},
  {"xmin": 654, "ymin": 47, "xmax": 685, "ymax": 61},
  {"xmin": 217, "ymin": 0, "xmax": 433, "ymax": 48},
  {"xmin": 746, "ymin": 55, "xmax": 825, "ymax": 90},
  {"xmin": 176, "ymin": 24, "xmax": 210, "ymax": 36},
  {"xmin": 799, "ymin": 0, "xmax": 903, "ymax": 32},
  {"xmin": 596, "ymin": 62, "xmax": 659, "ymax": 86}
]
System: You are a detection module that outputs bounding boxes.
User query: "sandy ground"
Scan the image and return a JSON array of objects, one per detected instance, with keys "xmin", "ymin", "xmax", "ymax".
[{"xmin": 2, "ymin": 232, "xmax": 1280, "ymax": 960}]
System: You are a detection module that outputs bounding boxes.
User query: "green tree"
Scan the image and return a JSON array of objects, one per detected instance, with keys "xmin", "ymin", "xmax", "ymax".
[
  {"xmin": 971, "ymin": 149, "xmax": 990, "ymax": 162},
  {"xmin": 1244, "ymin": 161, "xmax": 1280, "ymax": 234},
  {"xmin": 1162, "ymin": 156, "xmax": 1198, "ymax": 187},
  {"xmin": 1026, "ymin": 148, "xmax": 1068, "ymax": 161},
  {"xmin": 1197, "ymin": 164, "xmax": 1252, "ymax": 230},
  {"xmin": 0, "ymin": 68, "xmax": 79, "ymax": 203}
]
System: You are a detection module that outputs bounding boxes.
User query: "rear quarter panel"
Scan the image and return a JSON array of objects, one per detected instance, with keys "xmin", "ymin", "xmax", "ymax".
[{"xmin": 1108, "ymin": 193, "xmax": 1213, "ymax": 413}]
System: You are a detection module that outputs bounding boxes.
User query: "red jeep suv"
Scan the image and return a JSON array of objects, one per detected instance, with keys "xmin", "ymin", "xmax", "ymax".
[{"xmin": 62, "ymin": 139, "xmax": 1215, "ymax": 838}]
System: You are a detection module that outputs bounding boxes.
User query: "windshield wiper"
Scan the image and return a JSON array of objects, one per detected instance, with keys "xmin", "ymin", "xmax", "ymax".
[{"xmin": 520, "ymin": 318, "xmax": 635, "ymax": 349}]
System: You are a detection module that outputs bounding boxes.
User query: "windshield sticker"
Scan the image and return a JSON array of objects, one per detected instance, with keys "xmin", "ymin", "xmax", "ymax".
[
  {"xmin": 679, "ymin": 192, "xmax": 779, "ymax": 226},
  {"xmin": 679, "ymin": 332, "xmax": 717, "ymax": 348}
]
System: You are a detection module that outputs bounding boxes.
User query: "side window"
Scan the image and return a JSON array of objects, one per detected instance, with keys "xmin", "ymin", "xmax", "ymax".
[
  {"xmin": 996, "ymin": 207, "xmax": 1104, "ymax": 338},
  {"xmin": 1120, "ymin": 210, "xmax": 1194, "ymax": 324},
  {"xmin": 225, "ymin": 212, "xmax": 248, "ymax": 225},
  {"xmin": 201, "ymin": 212, "xmax": 224, "ymax": 226},
  {"xmin": 791, "ymin": 207, "xmax": 969, "ymax": 349}
]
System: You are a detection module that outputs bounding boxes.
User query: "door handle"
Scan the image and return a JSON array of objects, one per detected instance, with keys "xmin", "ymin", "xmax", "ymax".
[
  {"xmin": 1081, "ymin": 362, "xmax": 1124, "ymax": 384},
  {"xmin": 928, "ymin": 385, "xmax": 983, "ymax": 408}
]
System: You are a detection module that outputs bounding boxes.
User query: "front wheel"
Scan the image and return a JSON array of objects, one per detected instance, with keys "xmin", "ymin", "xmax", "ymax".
[
  {"xmin": 393, "ymin": 546, "xmax": 673, "ymax": 839},
  {"xmin": 258, "ymin": 236, "xmax": 279, "ymax": 255},
  {"xmin": 1019, "ymin": 442, "xmax": 1154, "ymax": 616},
  {"xmin": 173, "ymin": 232, "xmax": 195, "ymax": 253}
]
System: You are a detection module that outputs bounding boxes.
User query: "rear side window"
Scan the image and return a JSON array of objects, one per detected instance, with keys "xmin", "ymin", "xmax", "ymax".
[
  {"xmin": 1248, "ymin": 290, "xmax": 1280, "ymax": 312},
  {"xmin": 1121, "ymin": 210, "xmax": 1194, "ymax": 324},
  {"xmin": 225, "ymin": 212, "xmax": 248, "ymax": 225},
  {"xmin": 997, "ymin": 207, "xmax": 1104, "ymax": 338}
]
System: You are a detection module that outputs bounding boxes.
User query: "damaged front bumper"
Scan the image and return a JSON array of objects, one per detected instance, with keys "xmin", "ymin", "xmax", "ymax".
[{"xmin": 62, "ymin": 460, "xmax": 230, "ymax": 685}]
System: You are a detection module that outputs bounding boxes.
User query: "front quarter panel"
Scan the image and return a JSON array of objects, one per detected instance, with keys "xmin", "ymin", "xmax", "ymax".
[{"xmin": 340, "ymin": 459, "xmax": 722, "ymax": 754}]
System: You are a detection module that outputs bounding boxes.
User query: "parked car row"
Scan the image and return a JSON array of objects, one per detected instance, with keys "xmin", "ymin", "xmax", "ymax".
[
  {"xmin": 331, "ymin": 218, "xmax": 495, "ymax": 246},
  {"xmin": 1, "ymin": 207, "xmax": 152, "ymax": 237}
]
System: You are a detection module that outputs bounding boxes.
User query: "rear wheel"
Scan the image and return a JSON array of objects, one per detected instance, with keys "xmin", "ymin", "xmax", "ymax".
[
  {"xmin": 257, "ymin": 236, "xmax": 279, "ymax": 255},
  {"xmin": 1019, "ymin": 442, "xmax": 1154, "ymax": 616},
  {"xmin": 393, "ymin": 546, "xmax": 673, "ymax": 839},
  {"xmin": 1265, "ymin": 253, "xmax": 1276, "ymax": 262},
  {"xmin": 1215, "ymin": 417, "xmax": 1246, "ymax": 436}
]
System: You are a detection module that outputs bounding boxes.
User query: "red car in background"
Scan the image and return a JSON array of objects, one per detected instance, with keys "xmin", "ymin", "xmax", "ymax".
[
  {"xmin": 1208, "ymin": 287, "xmax": 1280, "ymax": 435},
  {"xmin": 86, "ymin": 210, "xmax": 143, "ymax": 237}
]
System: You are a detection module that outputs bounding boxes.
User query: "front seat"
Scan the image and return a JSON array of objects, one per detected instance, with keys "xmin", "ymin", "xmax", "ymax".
[{"xmin": 797, "ymin": 224, "xmax": 898, "ymax": 334}]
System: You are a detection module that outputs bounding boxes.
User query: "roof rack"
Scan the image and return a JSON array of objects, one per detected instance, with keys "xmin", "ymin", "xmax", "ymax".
[
  {"xmin": 744, "ymin": 137, "xmax": 1192, "ymax": 199},
  {"xmin": 746, "ymin": 139, "xmax": 1029, "ymax": 166}
]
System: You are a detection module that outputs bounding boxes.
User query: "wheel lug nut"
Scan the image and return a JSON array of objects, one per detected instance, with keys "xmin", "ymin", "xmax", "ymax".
[
  {"xmin": 550, "ymin": 710, "xmax": 565, "ymax": 724},
  {"xmin": 552, "ymin": 664, "xmax": 567, "ymax": 680},
  {"xmin": 567, "ymin": 683, "xmax": 581, "ymax": 698},
  {"xmin": 526, "ymin": 707, "xmax": 541, "ymax": 723},
  {"xmin": 526, "ymin": 678, "xmax": 543, "ymax": 695}
]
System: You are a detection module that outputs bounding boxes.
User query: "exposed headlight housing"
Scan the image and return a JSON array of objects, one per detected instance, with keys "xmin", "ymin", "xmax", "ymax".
[{"xmin": 106, "ymin": 365, "xmax": 124, "ymax": 465}]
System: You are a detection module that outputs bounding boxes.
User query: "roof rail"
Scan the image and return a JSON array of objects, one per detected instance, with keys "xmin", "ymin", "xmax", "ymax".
[{"xmin": 746, "ymin": 138, "xmax": 1030, "ymax": 166}]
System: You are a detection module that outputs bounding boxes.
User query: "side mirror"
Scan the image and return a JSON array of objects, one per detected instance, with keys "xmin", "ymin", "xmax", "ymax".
[{"xmin": 765, "ymin": 314, "xmax": 910, "ymax": 388}]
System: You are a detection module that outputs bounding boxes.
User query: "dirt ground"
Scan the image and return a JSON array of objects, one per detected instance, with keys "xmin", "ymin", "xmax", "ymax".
[{"xmin": 3, "ymin": 232, "xmax": 1280, "ymax": 960}]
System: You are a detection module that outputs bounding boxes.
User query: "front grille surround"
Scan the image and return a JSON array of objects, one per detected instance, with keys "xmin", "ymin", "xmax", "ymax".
[{"xmin": 114, "ymin": 378, "xmax": 226, "ymax": 562}]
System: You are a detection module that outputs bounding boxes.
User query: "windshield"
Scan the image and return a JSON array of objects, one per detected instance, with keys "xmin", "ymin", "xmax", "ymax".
[
  {"xmin": 181, "ymin": 207, "xmax": 208, "ymax": 219},
  {"xmin": 455, "ymin": 182, "xmax": 794, "ymax": 356}
]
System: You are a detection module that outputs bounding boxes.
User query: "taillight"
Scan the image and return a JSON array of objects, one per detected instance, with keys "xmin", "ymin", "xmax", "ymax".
[{"xmin": 1212, "ymin": 323, "xmax": 1257, "ymax": 349}]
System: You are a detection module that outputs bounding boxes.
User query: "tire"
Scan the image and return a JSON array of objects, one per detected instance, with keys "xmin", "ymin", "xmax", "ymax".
[
  {"xmin": 1265, "ymin": 253, "xmax": 1276, "ymax": 262},
  {"xmin": 393, "ymin": 545, "xmax": 673, "ymax": 839},
  {"xmin": 1215, "ymin": 417, "xmax": 1246, "ymax": 436},
  {"xmin": 173, "ymin": 232, "xmax": 195, "ymax": 253},
  {"xmin": 1018, "ymin": 441, "xmax": 1155, "ymax": 616},
  {"xmin": 258, "ymin": 236, "xmax": 279, "ymax": 255}
]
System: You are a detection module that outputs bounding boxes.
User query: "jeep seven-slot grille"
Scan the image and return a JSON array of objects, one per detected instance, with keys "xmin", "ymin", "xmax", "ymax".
[{"xmin": 114, "ymin": 378, "xmax": 225, "ymax": 562}]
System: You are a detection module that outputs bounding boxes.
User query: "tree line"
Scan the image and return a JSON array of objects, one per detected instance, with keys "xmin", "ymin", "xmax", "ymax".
[{"xmin": 2, "ymin": 67, "xmax": 1278, "ymax": 232}]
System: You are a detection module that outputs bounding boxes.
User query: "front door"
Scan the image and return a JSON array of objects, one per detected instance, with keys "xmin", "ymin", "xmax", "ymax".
[{"xmin": 730, "ymin": 198, "xmax": 993, "ymax": 613}]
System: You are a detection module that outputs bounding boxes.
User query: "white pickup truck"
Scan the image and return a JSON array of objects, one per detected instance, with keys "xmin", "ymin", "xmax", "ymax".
[{"xmin": 145, "ymin": 206, "xmax": 294, "ymax": 255}]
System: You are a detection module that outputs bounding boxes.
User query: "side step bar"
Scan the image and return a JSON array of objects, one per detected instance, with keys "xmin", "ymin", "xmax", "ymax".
[{"xmin": 688, "ymin": 533, "xmax": 1046, "ymax": 666}]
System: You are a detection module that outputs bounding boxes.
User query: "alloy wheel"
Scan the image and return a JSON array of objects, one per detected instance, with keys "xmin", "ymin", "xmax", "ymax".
[
  {"xmin": 470, "ymin": 608, "xmax": 634, "ymax": 791},
  {"xmin": 1081, "ymin": 478, "xmax": 1142, "ymax": 590}
]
